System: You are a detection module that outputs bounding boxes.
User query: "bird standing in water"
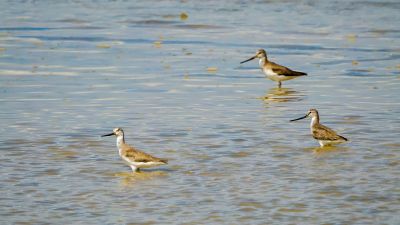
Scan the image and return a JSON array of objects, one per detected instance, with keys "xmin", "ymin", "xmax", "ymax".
[
  {"xmin": 241, "ymin": 49, "xmax": 307, "ymax": 88},
  {"xmin": 102, "ymin": 128, "xmax": 167, "ymax": 172},
  {"xmin": 290, "ymin": 109, "xmax": 348, "ymax": 147}
]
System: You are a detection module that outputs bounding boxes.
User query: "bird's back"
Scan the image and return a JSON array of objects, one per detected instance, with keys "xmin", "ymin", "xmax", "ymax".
[
  {"xmin": 267, "ymin": 61, "xmax": 307, "ymax": 77},
  {"xmin": 120, "ymin": 143, "xmax": 168, "ymax": 164},
  {"xmin": 312, "ymin": 123, "xmax": 347, "ymax": 141}
]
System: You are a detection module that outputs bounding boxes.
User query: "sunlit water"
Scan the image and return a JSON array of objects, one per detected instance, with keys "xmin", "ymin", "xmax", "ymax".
[{"xmin": 1, "ymin": 1, "xmax": 399, "ymax": 224}]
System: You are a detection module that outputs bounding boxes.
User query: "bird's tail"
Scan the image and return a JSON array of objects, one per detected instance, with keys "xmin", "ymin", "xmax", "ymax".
[
  {"xmin": 339, "ymin": 135, "xmax": 348, "ymax": 141},
  {"xmin": 294, "ymin": 71, "xmax": 307, "ymax": 76}
]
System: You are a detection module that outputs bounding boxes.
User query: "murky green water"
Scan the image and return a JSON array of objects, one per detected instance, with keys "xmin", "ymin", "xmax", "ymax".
[{"xmin": 1, "ymin": 1, "xmax": 399, "ymax": 224}]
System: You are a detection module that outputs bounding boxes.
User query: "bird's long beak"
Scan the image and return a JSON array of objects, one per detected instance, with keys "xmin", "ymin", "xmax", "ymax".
[
  {"xmin": 290, "ymin": 113, "xmax": 309, "ymax": 122},
  {"xmin": 101, "ymin": 132, "xmax": 115, "ymax": 137},
  {"xmin": 240, "ymin": 55, "xmax": 256, "ymax": 64}
]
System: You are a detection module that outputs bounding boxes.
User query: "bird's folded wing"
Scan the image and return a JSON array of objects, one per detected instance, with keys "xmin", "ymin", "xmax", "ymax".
[
  {"xmin": 271, "ymin": 62, "xmax": 306, "ymax": 76},
  {"xmin": 312, "ymin": 124, "xmax": 343, "ymax": 141},
  {"xmin": 124, "ymin": 148, "xmax": 166, "ymax": 163}
]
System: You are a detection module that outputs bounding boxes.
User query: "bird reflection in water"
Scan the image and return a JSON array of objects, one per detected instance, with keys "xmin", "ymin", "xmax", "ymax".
[
  {"xmin": 309, "ymin": 145, "xmax": 349, "ymax": 155},
  {"xmin": 114, "ymin": 171, "xmax": 168, "ymax": 186},
  {"xmin": 259, "ymin": 87, "xmax": 304, "ymax": 103}
]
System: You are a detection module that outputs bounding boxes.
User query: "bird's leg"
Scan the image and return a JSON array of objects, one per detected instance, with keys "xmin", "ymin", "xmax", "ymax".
[
  {"xmin": 278, "ymin": 81, "xmax": 282, "ymax": 88},
  {"xmin": 130, "ymin": 165, "xmax": 139, "ymax": 173}
]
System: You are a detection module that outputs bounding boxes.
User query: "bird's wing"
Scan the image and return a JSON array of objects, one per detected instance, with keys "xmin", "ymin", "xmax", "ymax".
[
  {"xmin": 123, "ymin": 145, "xmax": 167, "ymax": 163},
  {"xmin": 270, "ymin": 62, "xmax": 307, "ymax": 76},
  {"xmin": 312, "ymin": 124, "xmax": 346, "ymax": 141}
]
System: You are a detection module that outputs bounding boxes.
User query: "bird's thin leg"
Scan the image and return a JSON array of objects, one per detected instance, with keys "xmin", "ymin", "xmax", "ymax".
[{"xmin": 130, "ymin": 165, "xmax": 139, "ymax": 173}]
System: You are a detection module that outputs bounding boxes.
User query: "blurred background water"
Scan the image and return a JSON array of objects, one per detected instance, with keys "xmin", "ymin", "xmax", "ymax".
[{"xmin": 0, "ymin": 0, "xmax": 399, "ymax": 224}]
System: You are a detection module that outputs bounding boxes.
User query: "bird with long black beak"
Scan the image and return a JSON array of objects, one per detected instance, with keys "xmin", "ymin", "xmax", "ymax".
[
  {"xmin": 102, "ymin": 128, "xmax": 168, "ymax": 172},
  {"xmin": 240, "ymin": 49, "xmax": 307, "ymax": 88},
  {"xmin": 290, "ymin": 109, "xmax": 348, "ymax": 147}
]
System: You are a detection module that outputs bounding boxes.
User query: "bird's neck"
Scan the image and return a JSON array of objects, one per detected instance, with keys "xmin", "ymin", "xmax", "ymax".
[
  {"xmin": 116, "ymin": 135, "xmax": 125, "ymax": 157},
  {"xmin": 116, "ymin": 135, "xmax": 125, "ymax": 149},
  {"xmin": 258, "ymin": 56, "xmax": 267, "ymax": 68},
  {"xmin": 310, "ymin": 115, "xmax": 320, "ymax": 128}
]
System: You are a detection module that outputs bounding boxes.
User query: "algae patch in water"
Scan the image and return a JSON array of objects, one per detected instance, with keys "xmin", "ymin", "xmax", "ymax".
[
  {"xmin": 238, "ymin": 201, "xmax": 265, "ymax": 209},
  {"xmin": 96, "ymin": 43, "xmax": 111, "ymax": 48},
  {"xmin": 153, "ymin": 41, "xmax": 162, "ymax": 48},
  {"xmin": 207, "ymin": 67, "xmax": 218, "ymax": 73},
  {"xmin": 345, "ymin": 34, "xmax": 357, "ymax": 43},
  {"xmin": 230, "ymin": 151, "xmax": 250, "ymax": 158},
  {"xmin": 180, "ymin": 12, "xmax": 188, "ymax": 21}
]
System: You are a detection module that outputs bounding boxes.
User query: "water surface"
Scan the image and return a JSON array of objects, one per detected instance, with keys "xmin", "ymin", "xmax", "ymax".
[{"xmin": 1, "ymin": 1, "xmax": 399, "ymax": 224}]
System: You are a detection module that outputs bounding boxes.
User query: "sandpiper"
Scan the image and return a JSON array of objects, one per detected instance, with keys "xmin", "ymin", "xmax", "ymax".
[
  {"xmin": 102, "ymin": 128, "xmax": 167, "ymax": 172},
  {"xmin": 240, "ymin": 49, "xmax": 307, "ymax": 87},
  {"xmin": 290, "ymin": 109, "xmax": 348, "ymax": 147}
]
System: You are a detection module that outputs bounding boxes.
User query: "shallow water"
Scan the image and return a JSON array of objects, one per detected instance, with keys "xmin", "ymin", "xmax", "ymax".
[{"xmin": 1, "ymin": 1, "xmax": 399, "ymax": 224}]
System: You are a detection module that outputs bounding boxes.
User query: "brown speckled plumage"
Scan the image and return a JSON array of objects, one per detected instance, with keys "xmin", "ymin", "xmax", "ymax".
[
  {"xmin": 291, "ymin": 109, "xmax": 348, "ymax": 147},
  {"xmin": 102, "ymin": 128, "xmax": 167, "ymax": 172},
  {"xmin": 119, "ymin": 142, "xmax": 168, "ymax": 164}
]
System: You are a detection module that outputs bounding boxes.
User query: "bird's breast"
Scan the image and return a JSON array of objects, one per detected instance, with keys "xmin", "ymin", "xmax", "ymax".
[{"xmin": 263, "ymin": 68, "xmax": 276, "ymax": 76}]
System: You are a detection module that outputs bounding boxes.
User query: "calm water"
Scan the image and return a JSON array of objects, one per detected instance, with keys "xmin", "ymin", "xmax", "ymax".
[{"xmin": 1, "ymin": 0, "xmax": 399, "ymax": 224}]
